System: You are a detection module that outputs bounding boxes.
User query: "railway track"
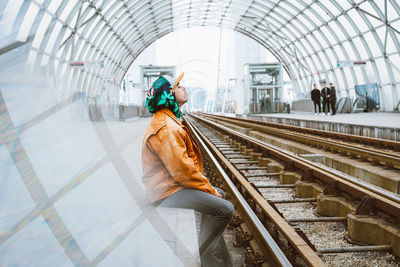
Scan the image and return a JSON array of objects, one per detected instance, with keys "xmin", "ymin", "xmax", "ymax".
[
  {"xmin": 198, "ymin": 113, "xmax": 400, "ymax": 170},
  {"xmin": 185, "ymin": 114, "xmax": 400, "ymax": 266}
]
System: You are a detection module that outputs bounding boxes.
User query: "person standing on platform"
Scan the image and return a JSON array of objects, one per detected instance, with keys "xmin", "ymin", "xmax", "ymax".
[
  {"xmin": 311, "ymin": 83, "xmax": 321, "ymax": 115},
  {"xmin": 329, "ymin": 83, "xmax": 337, "ymax": 115},
  {"xmin": 141, "ymin": 72, "xmax": 234, "ymax": 266},
  {"xmin": 321, "ymin": 82, "xmax": 331, "ymax": 116}
]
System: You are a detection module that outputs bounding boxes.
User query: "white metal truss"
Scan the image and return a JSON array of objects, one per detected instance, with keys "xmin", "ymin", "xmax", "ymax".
[{"xmin": 1, "ymin": 0, "xmax": 399, "ymax": 110}]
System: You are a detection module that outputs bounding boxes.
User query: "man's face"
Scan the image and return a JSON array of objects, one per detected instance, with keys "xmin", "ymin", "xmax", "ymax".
[{"xmin": 174, "ymin": 83, "xmax": 187, "ymax": 107}]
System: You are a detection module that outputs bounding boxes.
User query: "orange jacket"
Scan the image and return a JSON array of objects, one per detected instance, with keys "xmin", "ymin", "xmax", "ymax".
[{"xmin": 141, "ymin": 108, "xmax": 216, "ymax": 202}]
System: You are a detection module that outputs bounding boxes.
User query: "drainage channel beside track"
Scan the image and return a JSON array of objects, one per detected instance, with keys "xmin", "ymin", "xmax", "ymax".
[{"xmin": 186, "ymin": 114, "xmax": 400, "ymax": 266}]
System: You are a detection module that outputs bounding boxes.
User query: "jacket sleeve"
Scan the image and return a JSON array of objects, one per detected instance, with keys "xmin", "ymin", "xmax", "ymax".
[{"xmin": 156, "ymin": 126, "xmax": 216, "ymax": 195}]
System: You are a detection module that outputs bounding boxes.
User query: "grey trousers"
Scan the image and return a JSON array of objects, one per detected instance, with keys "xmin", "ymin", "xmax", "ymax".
[{"xmin": 158, "ymin": 188, "xmax": 235, "ymax": 267}]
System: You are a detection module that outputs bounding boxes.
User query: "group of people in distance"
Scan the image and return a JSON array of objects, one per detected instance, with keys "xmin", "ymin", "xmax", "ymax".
[{"xmin": 311, "ymin": 82, "xmax": 337, "ymax": 116}]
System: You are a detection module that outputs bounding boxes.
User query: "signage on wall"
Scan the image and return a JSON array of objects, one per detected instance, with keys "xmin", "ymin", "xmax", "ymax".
[
  {"xmin": 337, "ymin": 61, "xmax": 367, "ymax": 67},
  {"xmin": 69, "ymin": 61, "xmax": 105, "ymax": 69}
]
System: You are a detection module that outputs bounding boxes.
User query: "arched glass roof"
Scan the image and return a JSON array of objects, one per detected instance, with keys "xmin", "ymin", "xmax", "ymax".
[{"xmin": 1, "ymin": 0, "xmax": 400, "ymax": 110}]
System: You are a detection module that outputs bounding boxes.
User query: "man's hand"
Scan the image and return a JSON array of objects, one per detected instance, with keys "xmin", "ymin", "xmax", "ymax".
[{"xmin": 214, "ymin": 188, "xmax": 222, "ymax": 198}]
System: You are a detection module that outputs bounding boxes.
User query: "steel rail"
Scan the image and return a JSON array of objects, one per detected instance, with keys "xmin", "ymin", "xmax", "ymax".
[
  {"xmin": 189, "ymin": 113, "xmax": 400, "ymax": 220},
  {"xmin": 185, "ymin": 117, "xmax": 293, "ymax": 267},
  {"xmin": 185, "ymin": 116, "xmax": 326, "ymax": 267},
  {"xmin": 199, "ymin": 113, "xmax": 400, "ymax": 151},
  {"xmin": 200, "ymin": 113, "xmax": 400, "ymax": 169}
]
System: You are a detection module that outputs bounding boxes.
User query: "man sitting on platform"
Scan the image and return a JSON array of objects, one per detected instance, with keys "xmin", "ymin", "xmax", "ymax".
[{"xmin": 141, "ymin": 72, "xmax": 234, "ymax": 266}]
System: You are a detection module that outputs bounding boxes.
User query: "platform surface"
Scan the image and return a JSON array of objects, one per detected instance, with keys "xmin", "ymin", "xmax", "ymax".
[
  {"xmin": 249, "ymin": 112, "xmax": 400, "ymax": 129},
  {"xmin": 0, "ymin": 113, "xmax": 199, "ymax": 266}
]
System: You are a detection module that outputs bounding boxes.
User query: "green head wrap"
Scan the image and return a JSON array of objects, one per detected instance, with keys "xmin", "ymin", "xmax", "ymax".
[{"xmin": 145, "ymin": 76, "xmax": 181, "ymax": 119}]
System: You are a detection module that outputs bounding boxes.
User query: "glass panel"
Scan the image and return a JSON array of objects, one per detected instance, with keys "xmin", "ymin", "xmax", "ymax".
[
  {"xmin": 342, "ymin": 40, "xmax": 356, "ymax": 60},
  {"xmin": 292, "ymin": 0, "xmax": 306, "ymax": 9},
  {"xmin": 334, "ymin": 68, "xmax": 345, "ymax": 89},
  {"xmin": 309, "ymin": 2, "xmax": 327, "ymax": 23},
  {"xmin": 298, "ymin": 13, "xmax": 314, "ymax": 32},
  {"xmin": 318, "ymin": 51, "xmax": 329, "ymax": 70},
  {"xmin": 389, "ymin": 54, "xmax": 400, "ymax": 81},
  {"xmin": 279, "ymin": 2, "xmax": 298, "ymax": 17},
  {"xmin": 333, "ymin": 0, "xmax": 352, "ymax": 10},
  {"xmin": 85, "ymin": 16, "xmax": 101, "ymax": 38},
  {"xmin": 359, "ymin": 1, "xmax": 383, "ymax": 23},
  {"xmin": 364, "ymin": 31, "xmax": 381, "ymax": 57},
  {"xmin": 305, "ymin": 56, "xmax": 316, "ymax": 73},
  {"xmin": 300, "ymin": 38, "xmax": 313, "ymax": 54},
  {"xmin": 376, "ymin": 58, "xmax": 390, "ymax": 83},
  {"xmin": 319, "ymin": 0, "xmax": 340, "ymax": 16},
  {"xmin": 16, "ymin": 2, "xmax": 40, "ymax": 42},
  {"xmin": 269, "ymin": 12, "xmax": 287, "ymax": 26},
  {"xmin": 32, "ymin": 13, "xmax": 52, "ymax": 49},
  {"xmin": 325, "ymin": 47, "xmax": 337, "ymax": 66},
  {"xmin": 59, "ymin": 0, "xmax": 78, "ymax": 22},
  {"xmin": 385, "ymin": 31, "xmax": 398, "ymax": 54},
  {"xmin": 27, "ymin": 49, "xmax": 38, "ymax": 65},
  {"xmin": 328, "ymin": 20, "xmax": 346, "ymax": 42},
  {"xmin": 352, "ymin": 36, "xmax": 369, "ymax": 59},
  {"xmin": 0, "ymin": 0, "xmax": 24, "ymax": 37},
  {"xmin": 303, "ymin": 8, "xmax": 322, "ymax": 27},
  {"xmin": 347, "ymin": 9, "xmax": 369, "ymax": 32},
  {"xmin": 103, "ymin": 2, "xmax": 123, "ymax": 21},
  {"xmin": 344, "ymin": 68, "xmax": 354, "ymax": 88},
  {"xmin": 354, "ymin": 65, "xmax": 366, "ymax": 84},
  {"xmin": 388, "ymin": 0, "xmax": 400, "ymax": 20},
  {"xmin": 312, "ymin": 53, "xmax": 323, "ymax": 70},
  {"xmin": 45, "ymin": 21, "xmax": 63, "ymax": 54},
  {"xmin": 40, "ymin": 54, "xmax": 49, "ymax": 66},
  {"xmin": 311, "ymin": 30, "xmax": 325, "ymax": 50},
  {"xmin": 320, "ymin": 25, "xmax": 336, "ymax": 44},
  {"xmin": 48, "ymin": 0, "xmax": 63, "ymax": 14},
  {"xmin": 365, "ymin": 60, "xmax": 377, "ymax": 83},
  {"xmin": 333, "ymin": 44, "xmax": 345, "ymax": 60},
  {"xmin": 280, "ymin": 27, "xmax": 295, "ymax": 41},
  {"xmin": 101, "ymin": 0, "xmax": 115, "ymax": 14},
  {"xmin": 337, "ymin": 15, "xmax": 356, "ymax": 37}
]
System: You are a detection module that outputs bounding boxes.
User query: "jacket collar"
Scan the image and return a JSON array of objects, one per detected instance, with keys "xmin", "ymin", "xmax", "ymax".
[{"xmin": 158, "ymin": 108, "xmax": 184, "ymax": 128}]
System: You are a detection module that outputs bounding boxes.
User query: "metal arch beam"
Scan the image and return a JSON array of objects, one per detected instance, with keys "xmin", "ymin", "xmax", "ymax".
[
  {"xmin": 367, "ymin": 0, "xmax": 399, "ymax": 107},
  {"xmin": 4, "ymin": 0, "xmax": 400, "ymax": 110},
  {"xmin": 276, "ymin": 1, "xmax": 347, "ymax": 94},
  {"xmin": 352, "ymin": 2, "xmax": 385, "ymax": 107},
  {"xmin": 236, "ymin": 0, "xmax": 327, "ymax": 93}
]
